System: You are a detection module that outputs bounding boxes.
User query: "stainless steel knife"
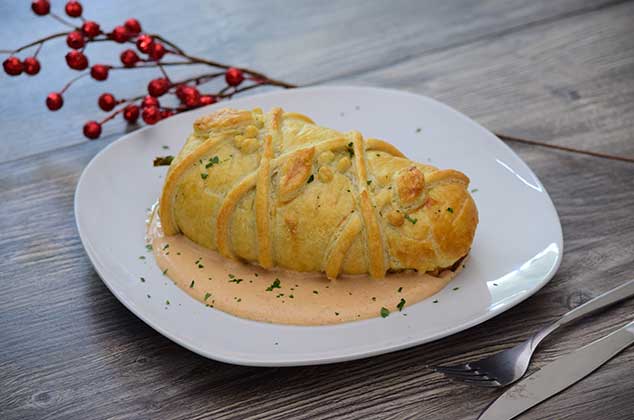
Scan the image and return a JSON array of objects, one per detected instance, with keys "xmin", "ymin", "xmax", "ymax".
[{"xmin": 477, "ymin": 319, "xmax": 634, "ymax": 420}]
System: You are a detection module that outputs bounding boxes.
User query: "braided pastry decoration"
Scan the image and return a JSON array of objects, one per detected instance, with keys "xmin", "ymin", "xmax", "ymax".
[{"xmin": 159, "ymin": 108, "xmax": 478, "ymax": 279}]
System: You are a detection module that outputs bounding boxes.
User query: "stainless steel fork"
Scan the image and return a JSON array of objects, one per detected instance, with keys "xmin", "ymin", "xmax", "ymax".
[{"xmin": 432, "ymin": 278, "xmax": 634, "ymax": 387}]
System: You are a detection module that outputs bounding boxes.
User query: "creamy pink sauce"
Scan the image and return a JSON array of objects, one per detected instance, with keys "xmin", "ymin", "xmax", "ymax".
[{"xmin": 147, "ymin": 207, "xmax": 461, "ymax": 325}]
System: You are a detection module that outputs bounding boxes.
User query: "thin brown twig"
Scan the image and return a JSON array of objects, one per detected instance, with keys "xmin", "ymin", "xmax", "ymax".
[
  {"xmin": 3, "ymin": 31, "xmax": 70, "ymax": 54},
  {"xmin": 49, "ymin": 12, "xmax": 78, "ymax": 30},
  {"xmin": 495, "ymin": 133, "xmax": 634, "ymax": 163}
]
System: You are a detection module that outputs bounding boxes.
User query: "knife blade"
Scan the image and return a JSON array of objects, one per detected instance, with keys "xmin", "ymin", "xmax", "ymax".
[{"xmin": 477, "ymin": 319, "xmax": 634, "ymax": 420}]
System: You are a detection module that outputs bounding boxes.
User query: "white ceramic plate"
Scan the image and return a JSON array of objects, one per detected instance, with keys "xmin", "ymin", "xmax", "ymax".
[{"xmin": 75, "ymin": 86, "xmax": 563, "ymax": 366}]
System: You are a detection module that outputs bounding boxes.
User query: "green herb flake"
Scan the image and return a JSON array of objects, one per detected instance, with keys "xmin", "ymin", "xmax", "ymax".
[
  {"xmin": 313, "ymin": 290, "xmax": 319, "ymax": 295},
  {"xmin": 145, "ymin": 244, "xmax": 153, "ymax": 251},
  {"xmin": 397, "ymin": 287, "xmax": 403, "ymax": 293},
  {"xmin": 162, "ymin": 244, "xmax": 169, "ymax": 250},
  {"xmin": 189, "ymin": 280, "xmax": 195, "ymax": 288},
  {"xmin": 366, "ymin": 180, "xmax": 372, "ymax": 185},
  {"xmin": 433, "ymin": 299, "xmax": 439, "ymax": 303},
  {"xmin": 140, "ymin": 277, "xmax": 145, "ymax": 282},
  {"xmin": 198, "ymin": 264, "xmax": 204, "ymax": 269},
  {"xmin": 228, "ymin": 274, "xmax": 235, "ymax": 279},
  {"xmin": 165, "ymin": 300, "xmax": 170, "ymax": 305},
  {"xmin": 254, "ymin": 273, "xmax": 259, "ymax": 277},
  {"xmin": 471, "ymin": 188, "xmax": 479, "ymax": 193},
  {"xmin": 397, "ymin": 298, "xmax": 406, "ymax": 312},
  {"xmin": 307, "ymin": 174, "xmax": 314, "ymax": 184},
  {"xmin": 266, "ymin": 278, "xmax": 281, "ymax": 291},
  {"xmin": 162, "ymin": 268, "xmax": 168, "ymax": 275},
  {"xmin": 447, "ymin": 207, "xmax": 454, "ymax": 213},
  {"xmin": 289, "ymin": 294, "xmax": 294, "ymax": 299},
  {"xmin": 205, "ymin": 156, "xmax": 220, "ymax": 169},
  {"xmin": 453, "ymin": 287, "xmax": 460, "ymax": 291},
  {"xmin": 404, "ymin": 214, "xmax": 417, "ymax": 224},
  {"xmin": 204, "ymin": 292, "xmax": 211, "ymax": 301},
  {"xmin": 416, "ymin": 128, "xmax": 422, "ymax": 133},
  {"xmin": 153, "ymin": 155, "xmax": 174, "ymax": 166},
  {"xmin": 146, "ymin": 294, "xmax": 151, "ymax": 299},
  {"xmin": 200, "ymin": 173, "xmax": 208, "ymax": 180},
  {"xmin": 380, "ymin": 307, "xmax": 390, "ymax": 318},
  {"xmin": 139, "ymin": 256, "xmax": 146, "ymax": 260},
  {"xmin": 493, "ymin": 283, "xmax": 498, "ymax": 287},
  {"xmin": 229, "ymin": 278, "xmax": 243, "ymax": 284},
  {"xmin": 335, "ymin": 312, "xmax": 340, "ymax": 316},
  {"xmin": 372, "ymin": 297, "xmax": 376, "ymax": 301}
]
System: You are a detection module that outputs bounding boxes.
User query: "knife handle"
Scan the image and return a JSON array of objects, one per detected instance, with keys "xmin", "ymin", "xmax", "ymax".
[{"xmin": 557, "ymin": 279, "xmax": 634, "ymax": 327}]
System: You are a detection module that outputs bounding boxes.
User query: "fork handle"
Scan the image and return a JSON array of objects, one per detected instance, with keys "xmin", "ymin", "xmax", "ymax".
[{"xmin": 557, "ymin": 279, "xmax": 634, "ymax": 327}]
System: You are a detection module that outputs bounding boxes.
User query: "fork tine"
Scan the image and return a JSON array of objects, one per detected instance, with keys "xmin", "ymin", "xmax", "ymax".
[
  {"xmin": 461, "ymin": 378, "xmax": 502, "ymax": 387},
  {"xmin": 432, "ymin": 364, "xmax": 476, "ymax": 374},
  {"xmin": 435, "ymin": 369, "xmax": 496, "ymax": 381}
]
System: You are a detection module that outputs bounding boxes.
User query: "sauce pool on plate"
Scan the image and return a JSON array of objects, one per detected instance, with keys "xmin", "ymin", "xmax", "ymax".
[{"xmin": 147, "ymin": 207, "xmax": 461, "ymax": 325}]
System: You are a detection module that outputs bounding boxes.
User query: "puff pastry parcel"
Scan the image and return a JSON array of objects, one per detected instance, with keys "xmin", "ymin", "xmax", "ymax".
[{"xmin": 159, "ymin": 108, "xmax": 478, "ymax": 279}]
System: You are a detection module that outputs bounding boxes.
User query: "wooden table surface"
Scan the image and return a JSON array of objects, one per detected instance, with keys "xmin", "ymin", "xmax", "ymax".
[{"xmin": 1, "ymin": 1, "xmax": 633, "ymax": 419}]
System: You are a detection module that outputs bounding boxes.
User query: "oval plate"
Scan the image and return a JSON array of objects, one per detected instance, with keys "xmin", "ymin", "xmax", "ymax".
[{"xmin": 75, "ymin": 86, "xmax": 563, "ymax": 366}]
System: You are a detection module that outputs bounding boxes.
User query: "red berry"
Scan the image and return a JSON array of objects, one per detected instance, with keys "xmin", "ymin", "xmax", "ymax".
[
  {"xmin": 110, "ymin": 26, "xmax": 129, "ymax": 43},
  {"xmin": 141, "ymin": 95, "xmax": 159, "ymax": 108},
  {"xmin": 225, "ymin": 67, "xmax": 244, "ymax": 87},
  {"xmin": 160, "ymin": 109, "xmax": 174, "ymax": 119},
  {"xmin": 199, "ymin": 95, "xmax": 216, "ymax": 106},
  {"xmin": 83, "ymin": 121, "xmax": 102, "ymax": 140},
  {"xmin": 147, "ymin": 78, "xmax": 170, "ymax": 97},
  {"xmin": 98, "ymin": 93, "xmax": 116, "ymax": 111},
  {"xmin": 136, "ymin": 34, "xmax": 153, "ymax": 53},
  {"xmin": 91, "ymin": 65, "xmax": 109, "ymax": 81},
  {"xmin": 31, "ymin": 0, "xmax": 50, "ymax": 16},
  {"xmin": 123, "ymin": 104, "xmax": 140, "ymax": 123},
  {"xmin": 142, "ymin": 106, "xmax": 161, "ymax": 125},
  {"xmin": 175, "ymin": 84, "xmax": 188, "ymax": 100},
  {"xmin": 148, "ymin": 42, "xmax": 166, "ymax": 61},
  {"xmin": 124, "ymin": 18, "xmax": 142, "ymax": 35},
  {"xmin": 82, "ymin": 21, "xmax": 101, "ymax": 38},
  {"xmin": 65, "ymin": 51, "xmax": 88, "ymax": 70},
  {"xmin": 66, "ymin": 31, "xmax": 85, "ymax": 49},
  {"xmin": 23, "ymin": 57, "xmax": 41, "ymax": 75},
  {"xmin": 179, "ymin": 86, "xmax": 200, "ymax": 108},
  {"xmin": 120, "ymin": 49, "xmax": 140, "ymax": 67},
  {"xmin": 3, "ymin": 56, "xmax": 23, "ymax": 76},
  {"xmin": 65, "ymin": 1, "xmax": 82, "ymax": 17},
  {"xmin": 46, "ymin": 92, "xmax": 64, "ymax": 111}
]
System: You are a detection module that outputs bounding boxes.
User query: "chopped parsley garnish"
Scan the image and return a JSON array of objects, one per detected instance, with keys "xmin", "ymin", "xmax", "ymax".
[
  {"xmin": 335, "ymin": 312, "xmax": 340, "ymax": 316},
  {"xmin": 289, "ymin": 294, "xmax": 294, "ymax": 299},
  {"xmin": 229, "ymin": 278, "xmax": 243, "ymax": 284},
  {"xmin": 204, "ymin": 292, "xmax": 211, "ymax": 301},
  {"xmin": 198, "ymin": 264, "xmax": 204, "ymax": 269},
  {"xmin": 471, "ymin": 188, "xmax": 479, "ymax": 193},
  {"xmin": 189, "ymin": 280, "xmax": 195, "ymax": 288},
  {"xmin": 493, "ymin": 283, "xmax": 498, "ymax": 287},
  {"xmin": 147, "ymin": 294, "xmax": 151, "ymax": 299},
  {"xmin": 200, "ymin": 173, "xmax": 208, "ymax": 180},
  {"xmin": 380, "ymin": 307, "xmax": 390, "ymax": 318},
  {"xmin": 165, "ymin": 300, "xmax": 170, "ymax": 305},
  {"xmin": 307, "ymin": 174, "xmax": 314, "ymax": 184},
  {"xmin": 266, "ymin": 278, "xmax": 281, "ymax": 291},
  {"xmin": 205, "ymin": 156, "xmax": 220, "ymax": 168},
  {"xmin": 312, "ymin": 290, "xmax": 319, "ymax": 295},
  {"xmin": 139, "ymin": 256, "xmax": 146, "ymax": 260},
  {"xmin": 145, "ymin": 244, "xmax": 153, "ymax": 251},
  {"xmin": 416, "ymin": 128, "xmax": 422, "ymax": 133},
  {"xmin": 153, "ymin": 155, "xmax": 174, "ymax": 166},
  {"xmin": 162, "ymin": 244, "xmax": 169, "ymax": 250},
  {"xmin": 433, "ymin": 299, "xmax": 439, "ymax": 303},
  {"xmin": 162, "ymin": 268, "xmax": 168, "ymax": 275},
  {"xmin": 404, "ymin": 214, "xmax": 417, "ymax": 224},
  {"xmin": 366, "ymin": 180, "xmax": 372, "ymax": 185},
  {"xmin": 162, "ymin": 145, "xmax": 169, "ymax": 150},
  {"xmin": 397, "ymin": 287, "xmax": 403, "ymax": 293},
  {"xmin": 397, "ymin": 298, "xmax": 406, "ymax": 311},
  {"xmin": 254, "ymin": 273, "xmax": 259, "ymax": 277},
  {"xmin": 140, "ymin": 277, "xmax": 145, "ymax": 282},
  {"xmin": 447, "ymin": 207, "xmax": 454, "ymax": 213},
  {"xmin": 228, "ymin": 274, "xmax": 235, "ymax": 279},
  {"xmin": 453, "ymin": 287, "xmax": 460, "ymax": 291},
  {"xmin": 348, "ymin": 142, "xmax": 353, "ymax": 147},
  {"xmin": 371, "ymin": 297, "xmax": 376, "ymax": 301}
]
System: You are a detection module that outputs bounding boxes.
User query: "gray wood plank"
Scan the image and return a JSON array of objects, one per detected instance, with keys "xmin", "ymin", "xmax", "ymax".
[
  {"xmin": 0, "ymin": 0, "xmax": 621, "ymax": 163},
  {"xmin": 341, "ymin": 0, "xmax": 634, "ymax": 157}
]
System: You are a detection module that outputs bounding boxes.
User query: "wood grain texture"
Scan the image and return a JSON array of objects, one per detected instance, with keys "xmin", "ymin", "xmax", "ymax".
[{"xmin": 1, "ymin": 1, "xmax": 634, "ymax": 419}]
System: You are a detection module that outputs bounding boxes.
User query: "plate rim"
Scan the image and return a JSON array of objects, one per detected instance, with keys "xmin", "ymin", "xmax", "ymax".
[{"xmin": 75, "ymin": 85, "xmax": 564, "ymax": 366}]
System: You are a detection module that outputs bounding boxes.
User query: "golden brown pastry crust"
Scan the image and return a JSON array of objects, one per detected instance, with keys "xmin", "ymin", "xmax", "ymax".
[{"xmin": 159, "ymin": 108, "xmax": 478, "ymax": 278}]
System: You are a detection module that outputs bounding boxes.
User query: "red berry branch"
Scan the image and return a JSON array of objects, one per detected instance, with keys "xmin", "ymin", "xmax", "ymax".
[{"xmin": 2, "ymin": 0, "xmax": 296, "ymax": 140}]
